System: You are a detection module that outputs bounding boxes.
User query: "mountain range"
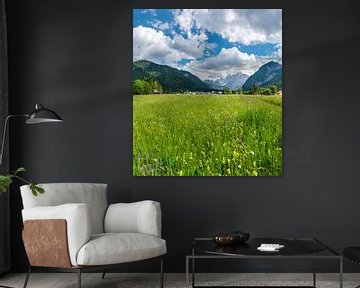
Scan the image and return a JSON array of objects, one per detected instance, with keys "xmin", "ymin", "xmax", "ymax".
[
  {"xmin": 133, "ymin": 60, "xmax": 282, "ymax": 93},
  {"xmin": 205, "ymin": 73, "xmax": 249, "ymax": 90},
  {"xmin": 133, "ymin": 60, "xmax": 210, "ymax": 92},
  {"xmin": 242, "ymin": 61, "xmax": 282, "ymax": 91}
]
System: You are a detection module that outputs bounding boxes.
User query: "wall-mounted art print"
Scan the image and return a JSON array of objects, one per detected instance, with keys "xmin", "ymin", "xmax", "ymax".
[{"xmin": 133, "ymin": 9, "xmax": 282, "ymax": 176}]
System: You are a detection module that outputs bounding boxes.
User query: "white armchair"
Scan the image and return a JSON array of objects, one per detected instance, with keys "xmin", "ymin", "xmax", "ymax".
[{"xmin": 20, "ymin": 183, "xmax": 166, "ymax": 288}]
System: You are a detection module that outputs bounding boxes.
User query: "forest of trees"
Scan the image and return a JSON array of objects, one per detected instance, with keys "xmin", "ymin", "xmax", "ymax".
[
  {"xmin": 133, "ymin": 77, "xmax": 163, "ymax": 95},
  {"xmin": 223, "ymin": 84, "xmax": 279, "ymax": 95},
  {"xmin": 133, "ymin": 78, "xmax": 280, "ymax": 96}
]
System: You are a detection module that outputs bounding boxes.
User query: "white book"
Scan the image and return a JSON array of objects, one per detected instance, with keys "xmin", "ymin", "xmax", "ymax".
[{"xmin": 257, "ymin": 243, "xmax": 285, "ymax": 251}]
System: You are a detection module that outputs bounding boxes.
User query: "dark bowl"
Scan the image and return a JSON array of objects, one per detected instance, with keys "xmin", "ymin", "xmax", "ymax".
[
  {"xmin": 212, "ymin": 231, "xmax": 250, "ymax": 246},
  {"xmin": 212, "ymin": 234, "xmax": 237, "ymax": 245}
]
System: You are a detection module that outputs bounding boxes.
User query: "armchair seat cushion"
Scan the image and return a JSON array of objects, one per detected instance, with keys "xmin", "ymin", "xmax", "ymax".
[{"xmin": 76, "ymin": 233, "xmax": 167, "ymax": 266}]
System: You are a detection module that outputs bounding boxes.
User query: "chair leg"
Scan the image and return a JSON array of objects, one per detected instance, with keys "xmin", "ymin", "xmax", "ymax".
[
  {"xmin": 101, "ymin": 270, "xmax": 107, "ymax": 279},
  {"xmin": 77, "ymin": 269, "xmax": 81, "ymax": 288},
  {"xmin": 160, "ymin": 257, "xmax": 164, "ymax": 288},
  {"xmin": 23, "ymin": 266, "xmax": 31, "ymax": 288}
]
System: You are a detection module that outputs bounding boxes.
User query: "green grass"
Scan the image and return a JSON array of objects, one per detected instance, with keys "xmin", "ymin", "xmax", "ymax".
[{"xmin": 133, "ymin": 94, "xmax": 282, "ymax": 176}]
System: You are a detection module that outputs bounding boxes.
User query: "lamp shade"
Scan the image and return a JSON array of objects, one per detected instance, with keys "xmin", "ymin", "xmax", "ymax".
[{"xmin": 25, "ymin": 104, "xmax": 63, "ymax": 124}]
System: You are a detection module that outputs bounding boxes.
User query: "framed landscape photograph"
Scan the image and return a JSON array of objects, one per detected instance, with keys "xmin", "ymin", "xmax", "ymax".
[{"xmin": 133, "ymin": 9, "xmax": 282, "ymax": 176}]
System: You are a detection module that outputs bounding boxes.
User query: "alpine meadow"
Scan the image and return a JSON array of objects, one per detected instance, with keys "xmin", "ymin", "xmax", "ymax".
[{"xmin": 133, "ymin": 9, "xmax": 282, "ymax": 176}]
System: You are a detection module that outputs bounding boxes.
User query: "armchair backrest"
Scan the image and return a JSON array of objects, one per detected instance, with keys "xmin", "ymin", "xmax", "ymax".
[{"xmin": 20, "ymin": 183, "xmax": 108, "ymax": 234}]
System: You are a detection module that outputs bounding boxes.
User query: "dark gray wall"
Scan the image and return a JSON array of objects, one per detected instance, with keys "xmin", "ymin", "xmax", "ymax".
[{"xmin": 5, "ymin": 0, "xmax": 360, "ymax": 273}]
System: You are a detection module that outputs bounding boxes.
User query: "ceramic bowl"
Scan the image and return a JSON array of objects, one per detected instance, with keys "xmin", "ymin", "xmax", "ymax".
[{"xmin": 212, "ymin": 233, "xmax": 238, "ymax": 245}]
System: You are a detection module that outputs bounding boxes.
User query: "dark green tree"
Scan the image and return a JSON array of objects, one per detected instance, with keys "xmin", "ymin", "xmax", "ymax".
[
  {"xmin": 262, "ymin": 88, "xmax": 272, "ymax": 95},
  {"xmin": 143, "ymin": 77, "xmax": 163, "ymax": 94},
  {"xmin": 223, "ymin": 87, "xmax": 231, "ymax": 94},
  {"xmin": 143, "ymin": 80, "xmax": 152, "ymax": 94},
  {"xmin": 133, "ymin": 79, "xmax": 145, "ymax": 95},
  {"xmin": 269, "ymin": 85, "xmax": 278, "ymax": 95},
  {"xmin": 250, "ymin": 85, "xmax": 261, "ymax": 95},
  {"xmin": 152, "ymin": 80, "xmax": 163, "ymax": 94}
]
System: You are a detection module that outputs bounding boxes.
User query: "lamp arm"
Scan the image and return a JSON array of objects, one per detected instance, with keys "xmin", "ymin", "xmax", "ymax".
[{"xmin": 0, "ymin": 114, "xmax": 28, "ymax": 169}]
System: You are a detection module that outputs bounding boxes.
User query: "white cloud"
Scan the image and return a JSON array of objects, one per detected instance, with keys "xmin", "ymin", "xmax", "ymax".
[
  {"xmin": 151, "ymin": 20, "xmax": 170, "ymax": 31},
  {"xmin": 184, "ymin": 47, "xmax": 268, "ymax": 80},
  {"xmin": 172, "ymin": 32, "xmax": 208, "ymax": 59},
  {"xmin": 257, "ymin": 43, "xmax": 282, "ymax": 65},
  {"xmin": 141, "ymin": 9, "xmax": 157, "ymax": 16},
  {"xmin": 174, "ymin": 9, "xmax": 282, "ymax": 45},
  {"xmin": 173, "ymin": 9, "xmax": 195, "ymax": 36},
  {"xmin": 133, "ymin": 26, "xmax": 206, "ymax": 65},
  {"xmin": 273, "ymin": 43, "xmax": 282, "ymax": 62}
]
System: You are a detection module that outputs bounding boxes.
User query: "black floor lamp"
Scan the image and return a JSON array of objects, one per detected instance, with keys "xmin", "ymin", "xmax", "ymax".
[
  {"xmin": 0, "ymin": 103, "xmax": 62, "ymax": 288},
  {"xmin": 0, "ymin": 103, "xmax": 63, "ymax": 167}
]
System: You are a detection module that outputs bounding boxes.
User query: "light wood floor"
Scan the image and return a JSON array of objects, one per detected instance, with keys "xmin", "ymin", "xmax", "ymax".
[{"xmin": 0, "ymin": 273, "xmax": 359, "ymax": 288}]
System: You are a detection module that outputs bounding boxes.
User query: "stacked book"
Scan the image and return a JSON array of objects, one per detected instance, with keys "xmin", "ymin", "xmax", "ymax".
[{"xmin": 257, "ymin": 243, "xmax": 285, "ymax": 252}]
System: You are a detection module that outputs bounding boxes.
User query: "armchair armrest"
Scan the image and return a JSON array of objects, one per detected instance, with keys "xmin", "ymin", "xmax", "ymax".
[
  {"xmin": 22, "ymin": 203, "xmax": 91, "ymax": 266},
  {"xmin": 104, "ymin": 200, "xmax": 162, "ymax": 237}
]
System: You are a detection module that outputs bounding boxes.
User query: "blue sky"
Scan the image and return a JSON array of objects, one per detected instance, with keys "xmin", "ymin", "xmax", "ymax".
[{"xmin": 133, "ymin": 9, "xmax": 282, "ymax": 80}]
